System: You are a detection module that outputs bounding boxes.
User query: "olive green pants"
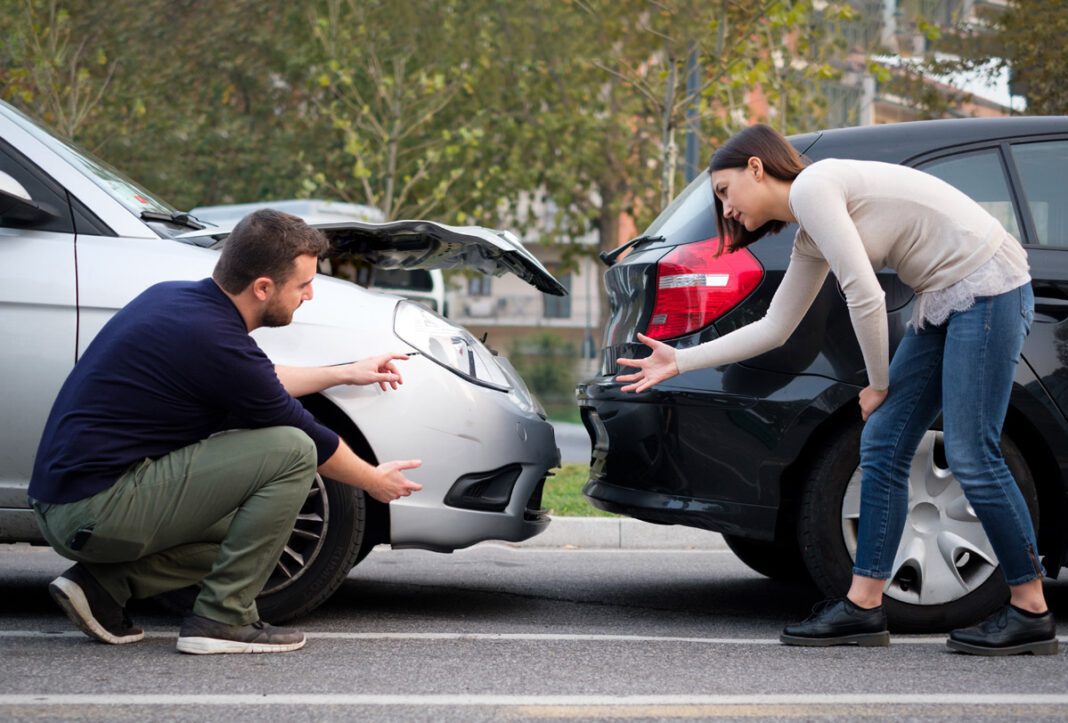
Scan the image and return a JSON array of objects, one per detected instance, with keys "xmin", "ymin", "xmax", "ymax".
[{"xmin": 34, "ymin": 427, "xmax": 317, "ymax": 626}]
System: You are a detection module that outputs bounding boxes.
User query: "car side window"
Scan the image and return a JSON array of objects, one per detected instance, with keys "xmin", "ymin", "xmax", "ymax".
[
  {"xmin": 1009, "ymin": 140, "xmax": 1068, "ymax": 247},
  {"xmin": 916, "ymin": 150, "xmax": 1021, "ymax": 241},
  {"xmin": 0, "ymin": 140, "xmax": 74, "ymax": 233}
]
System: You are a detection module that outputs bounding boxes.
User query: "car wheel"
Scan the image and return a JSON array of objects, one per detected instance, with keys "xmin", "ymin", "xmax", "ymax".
[
  {"xmin": 797, "ymin": 423, "xmax": 1038, "ymax": 633},
  {"xmin": 155, "ymin": 472, "xmax": 369, "ymax": 623},
  {"xmin": 254, "ymin": 473, "xmax": 367, "ymax": 622},
  {"xmin": 722, "ymin": 534, "xmax": 812, "ymax": 583}
]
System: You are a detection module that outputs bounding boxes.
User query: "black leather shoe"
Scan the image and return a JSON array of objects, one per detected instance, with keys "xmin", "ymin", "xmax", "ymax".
[
  {"xmin": 948, "ymin": 604, "xmax": 1058, "ymax": 656},
  {"xmin": 781, "ymin": 598, "xmax": 890, "ymax": 647}
]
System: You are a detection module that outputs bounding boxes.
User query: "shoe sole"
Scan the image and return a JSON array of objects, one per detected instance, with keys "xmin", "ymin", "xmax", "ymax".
[
  {"xmin": 780, "ymin": 631, "xmax": 890, "ymax": 647},
  {"xmin": 946, "ymin": 638, "xmax": 1059, "ymax": 656},
  {"xmin": 49, "ymin": 577, "xmax": 144, "ymax": 645},
  {"xmin": 176, "ymin": 635, "xmax": 307, "ymax": 655}
]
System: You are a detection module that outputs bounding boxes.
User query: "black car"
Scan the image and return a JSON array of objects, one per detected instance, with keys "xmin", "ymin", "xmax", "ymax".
[{"xmin": 577, "ymin": 117, "xmax": 1068, "ymax": 632}]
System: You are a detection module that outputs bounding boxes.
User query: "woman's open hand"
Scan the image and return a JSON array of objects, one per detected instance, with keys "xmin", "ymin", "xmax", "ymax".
[{"xmin": 615, "ymin": 333, "xmax": 680, "ymax": 393}]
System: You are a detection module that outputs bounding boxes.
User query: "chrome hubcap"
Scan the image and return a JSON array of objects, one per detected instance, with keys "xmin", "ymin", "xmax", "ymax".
[
  {"xmin": 263, "ymin": 474, "xmax": 329, "ymax": 595},
  {"xmin": 841, "ymin": 431, "xmax": 998, "ymax": 606}
]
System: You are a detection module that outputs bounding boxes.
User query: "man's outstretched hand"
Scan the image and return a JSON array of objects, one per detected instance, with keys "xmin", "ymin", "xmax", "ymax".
[
  {"xmin": 365, "ymin": 459, "xmax": 423, "ymax": 503},
  {"xmin": 337, "ymin": 353, "xmax": 409, "ymax": 391}
]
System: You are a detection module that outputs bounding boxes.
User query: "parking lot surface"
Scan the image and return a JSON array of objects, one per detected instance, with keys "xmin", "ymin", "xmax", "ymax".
[{"xmin": 2, "ymin": 542, "xmax": 1066, "ymax": 721}]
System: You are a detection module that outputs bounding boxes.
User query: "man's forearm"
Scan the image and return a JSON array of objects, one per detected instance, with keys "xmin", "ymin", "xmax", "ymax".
[
  {"xmin": 319, "ymin": 439, "xmax": 377, "ymax": 491},
  {"xmin": 275, "ymin": 364, "xmax": 343, "ymax": 397}
]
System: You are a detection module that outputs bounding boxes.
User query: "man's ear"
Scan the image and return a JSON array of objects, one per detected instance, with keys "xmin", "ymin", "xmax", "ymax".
[{"xmin": 250, "ymin": 276, "xmax": 274, "ymax": 301}]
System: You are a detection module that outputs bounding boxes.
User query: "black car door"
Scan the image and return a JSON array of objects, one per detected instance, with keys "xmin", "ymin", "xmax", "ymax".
[
  {"xmin": 915, "ymin": 137, "xmax": 1068, "ymax": 423},
  {"xmin": 1005, "ymin": 137, "xmax": 1068, "ymax": 419}
]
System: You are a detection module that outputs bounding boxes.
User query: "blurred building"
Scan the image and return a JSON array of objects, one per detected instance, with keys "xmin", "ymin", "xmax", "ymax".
[
  {"xmin": 447, "ymin": 192, "xmax": 603, "ymax": 379},
  {"xmin": 835, "ymin": 0, "xmax": 1019, "ymax": 126}
]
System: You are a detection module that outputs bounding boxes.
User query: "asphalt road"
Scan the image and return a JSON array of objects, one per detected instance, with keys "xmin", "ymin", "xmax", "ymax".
[{"xmin": 2, "ymin": 543, "xmax": 1067, "ymax": 721}]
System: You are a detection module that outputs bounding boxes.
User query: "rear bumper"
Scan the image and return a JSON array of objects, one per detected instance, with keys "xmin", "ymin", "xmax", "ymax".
[
  {"xmin": 576, "ymin": 370, "xmax": 841, "ymax": 540},
  {"xmin": 578, "ymin": 390, "xmax": 778, "ymax": 538}
]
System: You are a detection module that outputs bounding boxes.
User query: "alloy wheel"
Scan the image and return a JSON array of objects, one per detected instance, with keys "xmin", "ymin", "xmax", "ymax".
[{"xmin": 262, "ymin": 474, "xmax": 330, "ymax": 595}]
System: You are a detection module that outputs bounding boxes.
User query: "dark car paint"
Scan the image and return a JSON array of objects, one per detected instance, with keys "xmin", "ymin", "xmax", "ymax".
[{"xmin": 578, "ymin": 117, "xmax": 1068, "ymax": 570}]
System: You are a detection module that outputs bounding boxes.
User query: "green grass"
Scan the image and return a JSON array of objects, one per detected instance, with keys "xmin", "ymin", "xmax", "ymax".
[
  {"xmin": 543, "ymin": 402, "xmax": 581, "ymax": 425},
  {"xmin": 543, "ymin": 463, "xmax": 618, "ymax": 517}
]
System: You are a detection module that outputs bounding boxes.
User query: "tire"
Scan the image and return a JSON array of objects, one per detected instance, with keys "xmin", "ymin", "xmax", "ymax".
[
  {"xmin": 255, "ymin": 473, "xmax": 367, "ymax": 622},
  {"xmin": 156, "ymin": 472, "xmax": 369, "ymax": 623},
  {"xmin": 797, "ymin": 423, "xmax": 1038, "ymax": 633},
  {"xmin": 723, "ymin": 534, "xmax": 812, "ymax": 583}
]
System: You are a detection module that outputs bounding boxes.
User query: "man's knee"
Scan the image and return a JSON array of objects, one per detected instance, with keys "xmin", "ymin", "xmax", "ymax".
[
  {"xmin": 249, "ymin": 427, "xmax": 317, "ymax": 482},
  {"xmin": 271, "ymin": 426, "xmax": 317, "ymax": 470}
]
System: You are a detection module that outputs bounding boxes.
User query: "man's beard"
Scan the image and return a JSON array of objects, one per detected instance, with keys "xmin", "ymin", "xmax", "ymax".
[{"xmin": 260, "ymin": 298, "xmax": 295, "ymax": 328}]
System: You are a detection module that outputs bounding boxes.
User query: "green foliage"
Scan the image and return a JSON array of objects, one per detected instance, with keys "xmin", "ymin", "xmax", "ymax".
[
  {"xmin": 912, "ymin": 0, "xmax": 1068, "ymax": 116},
  {"xmin": 508, "ymin": 332, "xmax": 578, "ymax": 406},
  {"xmin": 0, "ymin": 0, "xmax": 861, "ymax": 237}
]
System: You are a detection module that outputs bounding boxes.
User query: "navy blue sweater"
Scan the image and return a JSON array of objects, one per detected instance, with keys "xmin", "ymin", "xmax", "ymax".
[{"xmin": 29, "ymin": 278, "xmax": 340, "ymax": 504}]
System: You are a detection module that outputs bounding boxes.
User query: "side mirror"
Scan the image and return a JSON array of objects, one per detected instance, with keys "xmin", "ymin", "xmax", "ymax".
[{"xmin": 0, "ymin": 170, "xmax": 62, "ymax": 226}]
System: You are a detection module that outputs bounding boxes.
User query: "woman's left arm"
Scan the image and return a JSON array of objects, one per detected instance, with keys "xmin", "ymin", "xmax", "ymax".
[{"xmin": 790, "ymin": 173, "xmax": 890, "ymax": 393}]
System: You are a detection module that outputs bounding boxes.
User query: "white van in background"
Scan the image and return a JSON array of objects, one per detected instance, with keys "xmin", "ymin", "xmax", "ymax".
[{"xmin": 191, "ymin": 199, "xmax": 448, "ymax": 316}]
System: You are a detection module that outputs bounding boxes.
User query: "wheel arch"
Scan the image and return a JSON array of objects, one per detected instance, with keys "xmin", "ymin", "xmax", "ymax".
[
  {"xmin": 1003, "ymin": 402, "xmax": 1068, "ymax": 578},
  {"xmin": 773, "ymin": 387, "xmax": 863, "ymax": 545},
  {"xmin": 297, "ymin": 393, "xmax": 391, "ymax": 548}
]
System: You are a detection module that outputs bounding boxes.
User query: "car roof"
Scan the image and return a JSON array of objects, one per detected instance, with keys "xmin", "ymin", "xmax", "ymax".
[{"xmin": 795, "ymin": 116, "xmax": 1068, "ymax": 164}]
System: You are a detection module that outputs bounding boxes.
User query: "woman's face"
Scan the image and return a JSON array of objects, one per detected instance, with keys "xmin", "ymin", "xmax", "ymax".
[{"xmin": 711, "ymin": 160, "xmax": 770, "ymax": 232}]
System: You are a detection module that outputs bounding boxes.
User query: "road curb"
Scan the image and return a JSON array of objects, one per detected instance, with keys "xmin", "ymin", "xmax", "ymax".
[{"xmin": 514, "ymin": 517, "xmax": 727, "ymax": 550}]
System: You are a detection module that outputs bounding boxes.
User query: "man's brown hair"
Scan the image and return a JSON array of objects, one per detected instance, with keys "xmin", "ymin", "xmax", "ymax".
[
  {"xmin": 213, "ymin": 209, "xmax": 329, "ymax": 293},
  {"xmin": 709, "ymin": 124, "xmax": 809, "ymax": 255}
]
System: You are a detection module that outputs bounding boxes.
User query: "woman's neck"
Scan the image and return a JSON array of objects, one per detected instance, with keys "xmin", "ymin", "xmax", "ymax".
[{"xmin": 766, "ymin": 176, "xmax": 797, "ymax": 224}]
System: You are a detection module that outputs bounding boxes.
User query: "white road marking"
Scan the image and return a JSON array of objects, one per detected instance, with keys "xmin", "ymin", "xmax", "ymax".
[
  {"xmin": 1, "ymin": 629, "xmax": 1065, "ymax": 645},
  {"xmin": 0, "ymin": 694, "xmax": 1067, "ymax": 707}
]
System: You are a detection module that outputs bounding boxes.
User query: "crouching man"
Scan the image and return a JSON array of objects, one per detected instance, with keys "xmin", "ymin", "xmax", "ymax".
[{"xmin": 28, "ymin": 209, "xmax": 421, "ymax": 654}]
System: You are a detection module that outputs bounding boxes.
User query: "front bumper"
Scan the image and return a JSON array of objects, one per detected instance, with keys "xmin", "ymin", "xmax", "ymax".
[{"xmin": 327, "ymin": 353, "xmax": 559, "ymax": 551}]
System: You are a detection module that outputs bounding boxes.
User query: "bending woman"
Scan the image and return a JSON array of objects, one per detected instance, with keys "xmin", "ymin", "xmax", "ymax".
[{"xmin": 617, "ymin": 124, "xmax": 1053, "ymax": 656}]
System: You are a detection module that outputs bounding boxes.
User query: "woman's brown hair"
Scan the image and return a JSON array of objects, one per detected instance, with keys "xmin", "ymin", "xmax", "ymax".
[{"xmin": 709, "ymin": 124, "xmax": 809, "ymax": 255}]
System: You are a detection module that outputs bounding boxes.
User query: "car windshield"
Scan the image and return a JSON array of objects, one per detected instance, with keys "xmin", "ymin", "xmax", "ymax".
[{"xmin": 2, "ymin": 102, "xmax": 178, "ymax": 217}]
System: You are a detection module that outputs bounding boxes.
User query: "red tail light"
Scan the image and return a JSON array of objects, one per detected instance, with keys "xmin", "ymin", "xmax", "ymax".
[{"xmin": 645, "ymin": 238, "xmax": 764, "ymax": 340}]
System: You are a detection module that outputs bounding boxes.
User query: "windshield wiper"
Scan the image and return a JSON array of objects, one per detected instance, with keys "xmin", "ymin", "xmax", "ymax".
[
  {"xmin": 598, "ymin": 234, "xmax": 664, "ymax": 267},
  {"xmin": 140, "ymin": 210, "xmax": 206, "ymax": 230}
]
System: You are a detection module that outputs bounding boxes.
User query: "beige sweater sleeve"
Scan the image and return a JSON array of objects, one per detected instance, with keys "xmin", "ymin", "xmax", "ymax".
[
  {"xmin": 674, "ymin": 250, "xmax": 829, "ymax": 375},
  {"xmin": 788, "ymin": 171, "xmax": 889, "ymax": 389}
]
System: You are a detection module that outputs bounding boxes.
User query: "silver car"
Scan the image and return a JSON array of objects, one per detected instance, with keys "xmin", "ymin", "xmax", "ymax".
[{"xmin": 0, "ymin": 100, "xmax": 563, "ymax": 621}]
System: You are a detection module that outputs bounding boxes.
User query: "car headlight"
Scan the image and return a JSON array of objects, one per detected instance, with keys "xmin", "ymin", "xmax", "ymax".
[{"xmin": 393, "ymin": 301, "xmax": 542, "ymax": 415}]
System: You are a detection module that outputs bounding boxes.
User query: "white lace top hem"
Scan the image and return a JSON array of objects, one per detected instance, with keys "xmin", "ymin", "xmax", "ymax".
[{"xmin": 911, "ymin": 238, "xmax": 1030, "ymax": 329}]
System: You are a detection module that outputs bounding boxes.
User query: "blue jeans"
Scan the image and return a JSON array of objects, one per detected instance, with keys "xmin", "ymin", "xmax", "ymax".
[{"xmin": 853, "ymin": 283, "xmax": 1041, "ymax": 586}]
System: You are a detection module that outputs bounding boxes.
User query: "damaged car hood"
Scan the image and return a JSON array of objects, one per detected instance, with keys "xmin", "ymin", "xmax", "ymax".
[{"xmin": 179, "ymin": 218, "xmax": 567, "ymax": 296}]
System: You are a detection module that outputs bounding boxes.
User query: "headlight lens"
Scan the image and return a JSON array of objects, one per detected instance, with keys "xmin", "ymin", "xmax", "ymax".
[{"xmin": 394, "ymin": 300, "xmax": 512, "ymax": 390}]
